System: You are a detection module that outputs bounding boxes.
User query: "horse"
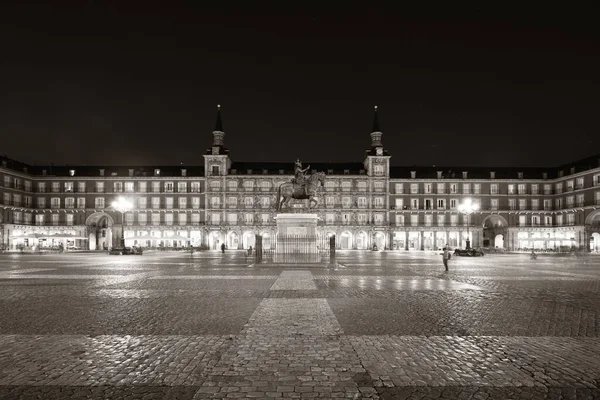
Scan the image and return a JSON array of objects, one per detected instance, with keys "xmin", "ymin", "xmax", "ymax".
[{"xmin": 277, "ymin": 172, "xmax": 326, "ymax": 211}]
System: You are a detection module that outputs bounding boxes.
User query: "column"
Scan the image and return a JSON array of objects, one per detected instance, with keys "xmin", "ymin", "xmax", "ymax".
[
  {"xmin": 388, "ymin": 231, "xmax": 393, "ymax": 250},
  {"xmin": 420, "ymin": 230, "xmax": 424, "ymax": 251},
  {"xmin": 404, "ymin": 231, "xmax": 409, "ymax": 250},
  {"xmin": 445, "ymin": 231, "xmax": 449, "ymax": 249}
]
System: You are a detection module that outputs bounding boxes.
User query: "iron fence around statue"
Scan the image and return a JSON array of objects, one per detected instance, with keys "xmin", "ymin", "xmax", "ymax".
[{"xmin": 255, "ymin": 234, "xmax": 333, "ymax": 263}]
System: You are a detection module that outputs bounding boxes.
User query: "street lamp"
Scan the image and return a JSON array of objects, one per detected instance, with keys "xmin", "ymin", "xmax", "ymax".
[
  {"xmin": 111, "ymin": 197, "xmax": 133, "ymax": 248},
  {"xmin": 458, "ymin": 198, "xmax": 479, "ymax": 250}
]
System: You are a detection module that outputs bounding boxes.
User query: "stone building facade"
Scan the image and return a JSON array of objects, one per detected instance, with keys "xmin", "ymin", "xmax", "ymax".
[{"xmin": 1, "ymin": 107, "xmax": 600, "ymax": 252}]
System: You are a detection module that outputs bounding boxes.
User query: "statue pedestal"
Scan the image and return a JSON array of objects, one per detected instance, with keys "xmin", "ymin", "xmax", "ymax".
[{"xmin": 274, "ymin": 213, "xmax": 320, "ymax": 264}]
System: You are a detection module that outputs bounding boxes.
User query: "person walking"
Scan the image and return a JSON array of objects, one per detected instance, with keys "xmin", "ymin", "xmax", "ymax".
[
  {"xmin": 221, "ymin": 243, "xmax": 225, "ymax": 254},
  {"xmin": 442, "ymin": 247, "xmax": 450, "ymax": 271}
]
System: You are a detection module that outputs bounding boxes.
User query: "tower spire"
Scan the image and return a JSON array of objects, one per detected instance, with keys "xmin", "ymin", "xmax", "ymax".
[
  {"xmin": 370, "ymin": 105, "xmax": 383, "ymax": 147},
  {"xmin": 215, "ymin": 104, "xmax": 223, "ymax": 132},
  {"xmin": 372, "ymin": 105, "xmax": 381, "ymax": 132}
]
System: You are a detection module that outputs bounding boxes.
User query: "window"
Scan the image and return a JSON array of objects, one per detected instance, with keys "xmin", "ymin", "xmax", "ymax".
[
  {"xmin": 77, "ymin": 182, "xmax": 86, "ymax": 193},
  {"xmin": 507, "ymin": 184, "xmax": 515, "ymax": 195},
  {"xmin": 576, "ymin": 177, "xmax": 584, "ymax": 189},
  {"xmin": 543, "ymin": 199, "xmax": 552, "ymax": 210},
  {"xmin": 374, "ymin": 181, "xmax": 384, "ymax": 191},
  {"xmin": 424, "ymin": 215, "xmax": 433, "ymax": 226},
  {"xmin": 52, "ymin": 214, "xmax": 59, "ymax": 226},
  {"xmin": 178, "ymin": 182, "xmax": 187, "ymax": 193},
  {"xmin": 24, "ymin": 196, "xmax": 32, "ymax": 207},
  {"xmin": 576, "ymin": 194, "xmax": 584, "ymax": 207},
  {"xmin": 95, "ymin": 197, "xmax": 105, "ymax": 208},
  {"xmin": 342, "ymin": 197, "xmax": 352, "ymax": 208},
  {"xmin": 326, "ymin": 213, "xmax": 335, "ymax": 224},
  {"xmin": 395, "ymin": 183, "xmax": 403, "ymax": 194},
  {"xmin": 490, "ymin": 199, "xmax": 498, "ymax": 210},
  {"xmin": 544, "ymin": 215, "xmax": 552, "ymax": 226},
  {"xmin": 210, "ymin": 181, "xmax": 221, "ymax": 191},
  {"xmin": 450, "ymin": 199, "xmax": 457, "ymax": 209},
  {"xmin": 125, "ymin": 213, "xmax": 134, "ymax": 226},
  {"xmin": 139, "ymin": 182, "xmax": 147, "ymax": 192},
  {"xmin": 410, "ymin": 183, "xmax": 419, "ymax": 194},
  {"xmin": 125, "ymin": 182, "xmax": 134, "ymax": 192},
  {"xmin": 556, "ymin": 214, "xmax": 563, "ymax": 225},
  {"xmin": 473, "ymin": 184, "xmax": 481, "ymax": 194},
  {"xmin": 531, "ymin": 215, "xmax": 540, "ymax": 226},
  {"xmin": 373, "ymin": 164, "xmax": 384, "ymax": 175},
  {"xmin": 244, "ymin": 197, "xmax": 253, "ymax": 207},
  {"xmin": 424, "ymin": 199, "xmax": 433, "ymax": 210},
  {"xmin": 37, "ymin": 197, "xmax": 46, "ymax": 208},
  {"xmin": 594, "ymin": 174, "xmax": 600, "ymax": 186},
  {"xmin": 51, "ymin": 197, "xmax": 60, "ymax": 209},
  {"xmin": 567, "ymin": 214, "xmax": 575, "ymax": 225},
  {"xmin": 165, "ymin": 197, "xmax": 174, "ymax": 209},
  {"xmin": 374, "ymin": 197, "xmax": 384, "ymax": 208},
  {"xmin": 210, "ymin": 213, "xmax": 220, "ymax": 225},
  {"xmin": 152, "ymin": 182, "xmax": 160, "ymax": 193},
  {"xmin": 13, "ymin": 211, "xmax": 22, "ymax": 224},
  {"xmin": 63, "ymin": 182, "xmax": 73, "ymax": 193},
  {"xmin": 52, "ymin": 182, "xmax": 60, "ymax": 193},
  {"xmin": 325, "ymin": 181, "xmax": 336, "ymax": 191},
  {"xmin": 531, "ymin": 199, "xmax": 539, "ymax": 210},
  {"xmin": 165, "ymin": 213, "xmax": 173, "ymax": 226},
  {"xmin": 519, "ymin": 199, "xmax": 527, "ymax": 210},
  {"xmin": 227, "ymin": 180, "xmax": 238, "ymax": 191},
  {"xmin": 12, "ymin": 194, "xmax": 21, "ymax": 206},
  {"xmin": 261, "ymin": 197, "xmax": 270, "ymax": 207},
  {"xmin": 449, "ymin": 183, "xmax": 458, "ymax": 194},
  {"xmin": 114, "ymin": 182, "xmax": 123, "ymax": 192},
  {"xmin": 531, "ymin": 184, "xmax": 539, "ymax": 195},
  {"xmin": 178, "ymin": 213, "xmax": 187, "ymax": 225},
  {"xmin": 192, "ymin": 197, "xmax": 200, "ymax": 209},
  {"xmin": 566, "ymin": 180, "xmax": 574, "ymax": 191},
  {"xmin": 424, "ymin": 183, "xmax": 432, "ymax": 194},
  {"xmin": 555, "ymin": 182, "xmax": 563, "ymax": 194},
  {"xmin": 191, "ymin": 182, "xmax": 201, "ymax": 193},
  {"xmin": 508, "ymin": 199, "xmax": 516, "ymax": 210},
  {"xmin": 212, "ymin": 196, "xmax": 221, "ymax": 208},
  {"xmin": 65, "ymin": 198, "xmax": 75, "ymax": 209},
  {"xmin": 566, "ymin": 196, "xmax": 574, "ymax": 207},
  {"xmin": 544, "ymin": 184, "xmax": 552, "ymax": 194},
  {"xmin": 245, "ymin": 213, "xmax": 253, "ymax": 224},
  {"xmin": 411, "ymin": 199, "xmax": 419, "ymax": 209},
  {"xmin": 228, "ymin": 196, "xmax": 237, "ymax": 207},
  {"xmin": 519, "ymin": 215, "xmax": 526, "ymax": 226},
  {"xmin": 179, "ymin": 197, "xmax": 187, "ymax": 209},
  {"xmin": 260, "ymin": 181, "xmax": 270, "ymax": 191},
  {"xmin": 437, "ymin": 183, "xmax": 445, "ymax": 194},
  {"xmin": 394, "ymin": 198, "xmax": 403, "ymax": 209},
  {"xmin": 555, "ymin": 198, "xmax": 562, "ymax": 209},
  {"xmin": 450, "ymin": 214, "xmax": 458, "ymax": 226},
  {"xmin": 35, "ymin": 214, "xmax": 45, "ymax": 226},
  {"xmin": 191, "ymin": 213, "xmax": 200, "ymax": 224},
  {"xmin": 138, "ymin": 213, "xmax": 147, "ymax": 225},
  {"xmin": 341, "ymin": 181, "xmax": 351, "ymax": 191},
  {"xmin": 357, "ymin": 181, "xmax": 367, "ymax": 191},
  {"xmin": 518, "ymin": 184, "xmax": 526, "ymax": 194},
  {"xmin": 138, "ymin": 197, "xmax": 147, "ymax": 209},
  {"xmin": 151, "ymin": 213, "xmax": 160, "ymax": 225},
  {"xmin": 211, "ymin": 165, "xmax": 220, "ymax": 176},
  {"xmin": 490, "ymin": 184, "xmax": 498, "ymax": 194},
  {"xmin": 437, "ymin": 214, "xmax": 445, "ymax": 226},
  {"xmin": 437, "ymin": 199, "xmax": 446, "ymax": 209},
  {"xmin": 96, "ymin": 182, "xmax": 104, "ymax": 193},
  {"xmin": 150, "ymin": 197, "xmax": 159, "ymax": 209},
  {"xmin": 596, "ymin": 191, "xmax": 600, "ymax": 205},
  {"xmin": 393, "ymin": 214, "xmax": 404, "ymax": 226},
  {"xmin": 165, "ymin": 182, "xmax": 174, "ymax": 193},
  {"xmin": 244, "ymin": 180, "xmax": 255, "ymax": 191},
  {"xmin": 462, "ymin": 183, "xmax": 470, "ymax": 194},
  {"xmin": 357, "ymin": 214, "xmax": 367, "ymax": 224},
  {"xmin": 38, "ymin": 182, "xmax": 46, "ymax": 193}
]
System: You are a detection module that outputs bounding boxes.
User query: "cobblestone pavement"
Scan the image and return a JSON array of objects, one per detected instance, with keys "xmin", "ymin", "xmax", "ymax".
[{"xmin": 0, "ymin": 250, "xmax": 600, "ymax": 399}]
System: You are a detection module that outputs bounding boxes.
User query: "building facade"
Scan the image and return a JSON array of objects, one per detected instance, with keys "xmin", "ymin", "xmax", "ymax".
[{"xmin": 2, "ymin": 107, "xmax": 600, "ymax": 252}]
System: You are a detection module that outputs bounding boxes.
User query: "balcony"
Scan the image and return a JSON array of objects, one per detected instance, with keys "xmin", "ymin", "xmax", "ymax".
[
  {"xmin": 575, "ymin": 184, "xmax": 584, "ymax": 190},
  {"xmin": 575, "ymin": 202, "xmax": 585, "ymax": 207}
]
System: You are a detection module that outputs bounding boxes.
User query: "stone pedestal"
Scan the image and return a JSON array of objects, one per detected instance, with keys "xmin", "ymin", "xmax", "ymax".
[{"xmin": 274, "ymin": 213, "xmax": 320, "ymax": 263}]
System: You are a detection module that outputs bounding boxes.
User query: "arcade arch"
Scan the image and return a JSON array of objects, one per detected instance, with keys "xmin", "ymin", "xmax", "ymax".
[
  {"xmin": 482, "ymin": 215, "xmax": 508, "ymax": 248},
  {"xmin": 85, "ymin": 212, "xmax": 114, "ymax": 250},
  {"xmin": 208, "ymin": 231, "xmax": 224, "ymax": 250},
  {"xmin": 242, "ymin": 231, "xmax": 256, "ymax": 250},
  {"xmin": 339, "ymin": 231, "xmax": 353, "ymax": 250},
  {"xmin": 356, "ymin": 231, "xmax": 368, "ymax": 249},
  {"xmin": 373, "ymin": 232, "xmax": 385, "ymax": 250}
]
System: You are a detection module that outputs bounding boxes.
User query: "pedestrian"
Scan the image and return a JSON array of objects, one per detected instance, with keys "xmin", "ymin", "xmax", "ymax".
[
  {"xmin": 247, "ymin": 246, "xmax": 253, "ymax": 256},
  {"xmin": 221, "ymin": 243, "xmax": 225, "ymax": 254},
  {"xmin": 442, "ymin": 247, "xmax": 450, "ymax": 271}
]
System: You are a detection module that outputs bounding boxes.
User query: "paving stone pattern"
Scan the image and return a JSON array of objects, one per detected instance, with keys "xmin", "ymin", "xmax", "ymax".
[{"xmin": 0, "ymin": 251, "xmax": 600, "ymax": 399}]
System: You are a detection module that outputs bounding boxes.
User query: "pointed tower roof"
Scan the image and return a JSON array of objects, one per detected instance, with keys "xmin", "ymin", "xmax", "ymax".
[
  {"xmin": 372, "ymin": 105, "xmax": 381, "ymax": 132},
  {"xmin": 215, "ymin": 104, "xmax": 224, "ymax": 132}
]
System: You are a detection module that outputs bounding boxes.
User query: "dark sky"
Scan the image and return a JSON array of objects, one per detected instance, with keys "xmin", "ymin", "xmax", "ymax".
[{"xmin": 1, "ymin": 2, "xmax": 599, "ymax": 168}]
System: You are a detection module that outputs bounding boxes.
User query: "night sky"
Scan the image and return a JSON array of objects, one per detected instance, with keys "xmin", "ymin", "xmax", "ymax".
[{"xmin": 1, "ymin": 2, "xmax": 599, "ymax": 168}]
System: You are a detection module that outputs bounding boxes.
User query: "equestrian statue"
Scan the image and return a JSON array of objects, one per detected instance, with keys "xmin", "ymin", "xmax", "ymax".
[{"xmin": 277, "ymin": 158, "xmax": 326, "ymax": 210}]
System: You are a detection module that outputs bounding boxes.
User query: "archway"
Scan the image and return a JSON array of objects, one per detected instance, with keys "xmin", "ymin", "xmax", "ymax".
[
  {"xmin": 208, "ymin": 231, "xmax": 223, "ymax": 250},
  {"xmin": 494, "ymin": 234, "xmax": 504, "ymax": 249},
  {"xmin": 373, "ymin": 232, "xmax": 385, "ymax": 250},
  {"xmin": 585, "ymin": 210, "xmax": 600, "ymax": 225},
  {"xmin": 260, "ymin": 231, "xmax": 272, "ymax": 250},
  {"xmin": 242, "ymin": 231, "xmax": 256, "ymax": 250},
  {"xmin": 227, "ymin": 231, "xmax": 239, "ymax": 249},
  {"xmin": 339, "ymin": 231, "xmax": 352, "ymax": 250},
  {"xmin": 482, "ymin": 215, "xmax": 508, "ymax": 248},
  {"xmin": 356, "ymin": 231, "xmax": 368, "ymax": 250},
  {"xmin": 85, "ymin": 212, "xmax": 115, "ymax": 250},
  {"xmin": 592, "ymin": 233, "xmax": 600, "ymax": 253}
]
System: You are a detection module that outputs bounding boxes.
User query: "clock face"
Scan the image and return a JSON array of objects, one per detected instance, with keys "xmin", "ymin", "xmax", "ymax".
[{"xmin": 376, "ymin": 147, "xmax": 383, "ymax": 155}]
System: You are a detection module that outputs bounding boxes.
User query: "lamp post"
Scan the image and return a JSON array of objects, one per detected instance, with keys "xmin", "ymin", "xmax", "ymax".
[
  {"xmin": 111, "ymin": 197, "xmax": 133, "ymax": 248},
  {"xmin": 458, "ymin": 198, "xmax": 479, "ymax": 250}
]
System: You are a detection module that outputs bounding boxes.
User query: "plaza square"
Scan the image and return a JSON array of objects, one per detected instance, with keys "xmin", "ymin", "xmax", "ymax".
[{"xmin": 0, "ymin": 251, "xmax": 599, "ymax": 399}]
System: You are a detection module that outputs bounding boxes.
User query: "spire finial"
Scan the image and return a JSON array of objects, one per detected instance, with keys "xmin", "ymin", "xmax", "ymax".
[
  {"xmin": 215, "ymin": 104, "xmax": 223, "ymax": 132},
  {"xmin": 372, "ymin": 105, "xmax": 380, "ymax": 132}
]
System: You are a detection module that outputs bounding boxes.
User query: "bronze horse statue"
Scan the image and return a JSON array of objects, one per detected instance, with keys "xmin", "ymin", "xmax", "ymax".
[{"xmin": 277, "ymin": 171, "xmax": 326, "ymax": 210}]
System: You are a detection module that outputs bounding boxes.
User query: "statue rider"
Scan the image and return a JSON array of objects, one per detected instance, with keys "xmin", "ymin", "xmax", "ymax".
[{"xmin": 292, "ymin": 158, "xmax": 310, "ymax": 195}]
